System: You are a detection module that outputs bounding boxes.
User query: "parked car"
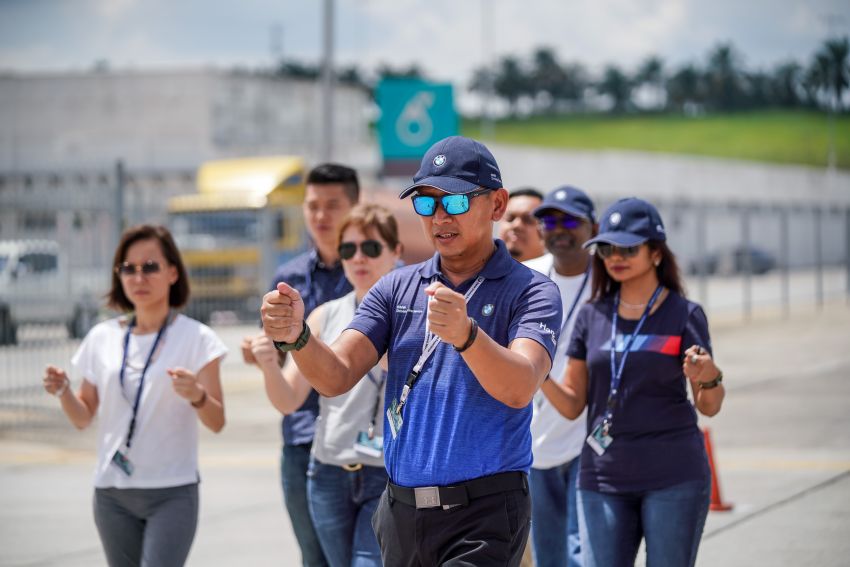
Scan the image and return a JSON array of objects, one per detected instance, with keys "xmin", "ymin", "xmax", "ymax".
[
  {"xmin": 688, "ymin": 245, "xmax": 777, "ymax": 276},
  {"xmin": 0, "ymin": 240, "xmax": 103, "ymax": 345}
]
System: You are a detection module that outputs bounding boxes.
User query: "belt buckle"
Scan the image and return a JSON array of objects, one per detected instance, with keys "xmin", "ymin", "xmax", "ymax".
[
  {"xmin": 414, "ymin": 486, "xmax": 440, "ymax": 508},
  {"xmin": 341, "ymin": 463, "xmax": 363, "ymax": 472}
]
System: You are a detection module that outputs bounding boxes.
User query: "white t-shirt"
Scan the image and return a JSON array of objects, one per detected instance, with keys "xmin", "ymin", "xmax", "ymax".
[
  {"xmin": 524, "ymin": 253, "xmax": 589, "ymax": 469},
  {"xmin": 71, "ymin": 314, "xmax": 227, "ymax": 489}
]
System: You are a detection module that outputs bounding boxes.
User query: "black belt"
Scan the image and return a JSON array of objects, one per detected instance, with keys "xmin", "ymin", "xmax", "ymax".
[{"xmin": 387, "ymin": 471, "xmax": 527, "ymax": 509}]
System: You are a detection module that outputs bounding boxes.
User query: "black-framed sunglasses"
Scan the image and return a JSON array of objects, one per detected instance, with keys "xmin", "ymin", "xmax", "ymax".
[
  {"xmin": 412, "ymin": 188, "xmax": 493, "ymax": 217},
  {"xmin": 595, "ymin": 243, "xmax": 641, "ymax": 259},
  {"xmin": 539, "ymin": 215, "xmax": 583, "ymax": 231},
  {"xmin": 115, "ymin": 260, "xmax": 162, "ymax": 277},
  {"xmin": 338, "ymin": 240, "xmax": 383, "ymax": 260}
]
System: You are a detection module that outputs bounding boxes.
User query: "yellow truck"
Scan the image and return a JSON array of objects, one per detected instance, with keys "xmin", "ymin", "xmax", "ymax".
[{"xmin": 168, "ymin": 156, "xmax": 307, "ymax": 323}]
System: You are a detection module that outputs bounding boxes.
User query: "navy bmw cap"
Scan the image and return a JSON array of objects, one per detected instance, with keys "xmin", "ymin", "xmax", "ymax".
[
  {"xmin": 399, "ymin": 136, "xmax": 503, "ymax": 199},
  {"xmin": 533, "ymin": 185, "xmax": 596, "ymax": 223},
  {"xmin": 584, "ymin": 197, "xmax": 666, "ymax": 248}
]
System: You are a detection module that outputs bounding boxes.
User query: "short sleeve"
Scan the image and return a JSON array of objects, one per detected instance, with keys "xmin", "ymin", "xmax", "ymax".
[
  {"xmin": 508, "ymin": 276, "xmax": 563, "ymax": 362},
  {"xmin": 70, "ymin": 324, "xmax": 105, "ymax": 387},
  {"xmin": 346, "ymin": 274, "xmax": 392, "ymax": 357},
  {"xmin": 682, "ymin": 302, "xmax": 712, "ymax": 357},
  {"xmin": 566, "ymin": 304, "xmax": 590, "ymax": 361},
  {"xmin": 191, "ymin": 323, "xmax": 228, "ymax": 375}
]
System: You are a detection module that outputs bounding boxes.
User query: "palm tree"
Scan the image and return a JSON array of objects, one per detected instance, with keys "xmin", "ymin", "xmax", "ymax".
[
  {"xmin": 598, "ymin": 66, "xmax": 632, "ymax": 112},
  {"xmin": 706, "ymin": 43, "xmax": 745, "ymax": 110},
  {"xmin": 666, "ymin": 64, "xmax": 703, "ymax": 113},
  {"xmin": 635, "ymin": 56, "xmax": 665, "ymax": 110},
  {"xmin": 821, "ymin": 37, "xmax": 849, "ymax": 111},
  {"xmin": 772, "ymin": 61, "xmax": 803, "ymax": 107}
]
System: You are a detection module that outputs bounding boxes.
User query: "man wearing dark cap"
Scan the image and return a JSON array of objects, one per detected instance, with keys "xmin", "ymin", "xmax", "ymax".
[
  {"xmin": 524, "ymin": 186, "xmax": 597, "ymax": 567},
  {"xmin": 260, "ymin": 135, "xmax": 562, "ymax": 566}
]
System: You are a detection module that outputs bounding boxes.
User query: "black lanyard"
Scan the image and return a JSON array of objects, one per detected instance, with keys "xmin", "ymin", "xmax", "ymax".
[
  {"xmin": 119, "ymin": 313, "xmax": 170, "ymax": 449},
  {"xmin": 365, "ymin": 368, "xmax": 387, "ymax": 439}
]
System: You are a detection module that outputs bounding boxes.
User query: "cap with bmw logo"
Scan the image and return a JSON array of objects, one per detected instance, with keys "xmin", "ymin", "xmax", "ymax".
[
  {"xmin": 533, "ymin": 185, "xmax": 596, "ymax": 222},
  {"xmin": 583, "ymin": 197, "xmax": 666, "ymax": 248},
  {"xmin": 399, "ymin": 136, "xmax": 503, "ymax": 199}
]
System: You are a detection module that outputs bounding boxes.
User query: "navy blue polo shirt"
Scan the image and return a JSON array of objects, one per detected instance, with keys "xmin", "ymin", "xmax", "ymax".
[
  {"xmin": 270, "ymin": 249, "xmax": 352, "ymax": 445},
  {"xmin": 348, "ymin": 239, "xmax": 562, "ymax": 487},
  {"xmin": 567, "ymin": 291, "xmax": 712, "ymax": 493}
]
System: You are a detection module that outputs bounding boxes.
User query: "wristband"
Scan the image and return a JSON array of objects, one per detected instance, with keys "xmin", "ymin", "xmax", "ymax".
[
  {"xmin": 698, "ymin": 371, "xmax": 723, "ymax": 390},
  {"xmin": 273, "ymin": 321, "xmax": 311, "ymax": 353},
  {"xmin": 191, "ymin": 388, "xmax": 208, "ymax": 408},
  {"xmin": 454, "ymin": 317, "xmax": 479, "ymax": 353}
]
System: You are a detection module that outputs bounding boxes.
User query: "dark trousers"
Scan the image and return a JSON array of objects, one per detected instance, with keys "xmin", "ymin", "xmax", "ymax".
[
  {"xmin": 93, "ymin": 483, "xmax": 198, "ymax": 567},
  {"xmin": 371, "ymin": 485, "xmax": 530, "ymax": 567},
  {"xmin": 282, "ymin": 443, "xmax": 329, "ymax": 567}
]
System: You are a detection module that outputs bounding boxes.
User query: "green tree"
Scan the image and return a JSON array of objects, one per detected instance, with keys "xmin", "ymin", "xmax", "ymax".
[
  {"xmin": 772, "ymin": 61, "xmax": 803, "ymax": 107},
  {"xmin": 666, "ymin": 64, "xmax": 703, "ymax": 112},
  {"xmin": 635, "ymin": 56, "xmax": 665, "ymax": 110},
  {"xmin": 817, "ymin": 37, "xmax": 849, "ymax": 111},
  {"xmin": 705, "ymin": 43, "xmax": 745, "ymax": 110},
  {"xmin": 493, "ymin": 56, "xmax": 529, "ymax": 115},
  {"xmin": 598, "ymin": 66, "xmax": 632, "ymax": 112}
]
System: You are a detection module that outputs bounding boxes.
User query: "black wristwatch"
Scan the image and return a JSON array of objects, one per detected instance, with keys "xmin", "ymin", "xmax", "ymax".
[
  {"xmin": 273, "ymin": 321, "xmax": 311, "ymax": 353},
  {"xmin": 698, "ymin": 371, "xmax": 723, "ymax": 390}
]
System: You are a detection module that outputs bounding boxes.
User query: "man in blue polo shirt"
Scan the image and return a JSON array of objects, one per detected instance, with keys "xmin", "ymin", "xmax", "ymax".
[
  {"xmin": 261, "ymin": 136, "xmax": 562, "ymax": 567},
  {"xmin": 243, "ymin": 163, "xmax": 358, "ymax": 567}
]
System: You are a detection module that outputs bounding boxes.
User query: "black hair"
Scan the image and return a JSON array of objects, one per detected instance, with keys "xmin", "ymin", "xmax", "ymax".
[
  {"xmin": 108, "ymin": 224, "xmax": 190, "ymax": 311},
  {"xmin": 590, "ymin": 240, "xmax": 685, "ymax": 301},
  {"xmin": 508, "ymin": 187, "xmax": 544, "ymax": 201},
  {"xmin": 307, "ymin": 163, "xmax": 360, "ymax": 204}
]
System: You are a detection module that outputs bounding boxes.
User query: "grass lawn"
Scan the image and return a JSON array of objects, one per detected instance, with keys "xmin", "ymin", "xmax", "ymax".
[{"xmin": 461, "ymin": 111, "xmax": 850, "ymax": 170}]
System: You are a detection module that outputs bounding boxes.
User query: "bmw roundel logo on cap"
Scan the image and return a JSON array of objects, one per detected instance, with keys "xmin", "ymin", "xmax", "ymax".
[
  {"xmin": 555, "ymin": 190, "xmax": 566, "ymax": 200},
  {"xmin": 609, "ymin": 212, "xmax": 622, "ymax": 226},
  {"xmin": 433, "ymin": 154, "xmax": 447, "ymax": 167}
]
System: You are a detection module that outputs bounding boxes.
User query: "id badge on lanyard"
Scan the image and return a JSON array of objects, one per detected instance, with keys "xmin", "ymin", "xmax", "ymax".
[
  {"xmin": 110, "ymin": 314, "xmax": 170, "ymax": 476},
  {"xmin": 586, "ymin": 286, "xmax": 662, "ymax": 456}
]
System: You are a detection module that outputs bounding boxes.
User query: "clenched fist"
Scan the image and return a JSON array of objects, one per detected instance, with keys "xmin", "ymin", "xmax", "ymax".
[
  {"xmin": 168, "ymin": 367, "xmax": 204, "ymax": 404},
  {"xmin": 425, "ymin": 282, "xmax": 472, "ymax": 348},
  {"xmin": 262, "ymin": 282, "xmax": 305, "ymax": 343}
]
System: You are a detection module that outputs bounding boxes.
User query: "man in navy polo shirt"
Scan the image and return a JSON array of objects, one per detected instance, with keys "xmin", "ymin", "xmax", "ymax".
[
  {"xmin": 261, "ymin": 136, "xmax": 562, "ymax": 567},
  {"xmin": 244, "ymin": 163, "xmax": 358, "ymax": 567}
]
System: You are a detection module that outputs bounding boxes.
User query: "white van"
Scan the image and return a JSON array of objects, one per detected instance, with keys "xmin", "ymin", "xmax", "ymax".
[{"xmin": 0, "ymin": 240, "xmax": 102, "ymax": 345}]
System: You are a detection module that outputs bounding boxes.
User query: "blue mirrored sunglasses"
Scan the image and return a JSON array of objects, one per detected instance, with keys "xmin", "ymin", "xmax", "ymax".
[
  {"xmin": 412, "ymin": 188, "xmax": 493, "ymax": 216},
  {"xmin": 539, "ymin": 215, "xmax": 582, "ymax": 231}
]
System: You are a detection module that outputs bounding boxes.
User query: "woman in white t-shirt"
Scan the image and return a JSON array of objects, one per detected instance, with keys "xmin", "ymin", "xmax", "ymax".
[
  {"xmin": 251, "ymin": 204, "xmax": 401, "ymax": 567},
  {"xmin": 42, "ymin": 224, "xmax": 227, "ymax": 567}
]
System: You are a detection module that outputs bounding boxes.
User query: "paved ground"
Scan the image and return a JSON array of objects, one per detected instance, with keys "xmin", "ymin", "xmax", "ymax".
[{"xmin": 2, "ymin": 302, "xmax": 849, "ymax": 566}]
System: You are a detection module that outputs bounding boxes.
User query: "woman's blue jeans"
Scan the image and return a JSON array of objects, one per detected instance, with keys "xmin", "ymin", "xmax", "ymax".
[
  {"xmin": 528, "ymin": 458, "xmax": 582, "ymax": 567},
  {"xmin": 578, "ymin": 477, "xmax": 711, "ymax": 567},
  {"xmin": 307, "ymin": 457, "xmax": 387, "ymax": 567}
]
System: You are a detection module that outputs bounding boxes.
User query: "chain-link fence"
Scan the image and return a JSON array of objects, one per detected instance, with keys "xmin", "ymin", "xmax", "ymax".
[{"xmin": 2, "ymin": 167, "xmax": 849, "ymax": 434}]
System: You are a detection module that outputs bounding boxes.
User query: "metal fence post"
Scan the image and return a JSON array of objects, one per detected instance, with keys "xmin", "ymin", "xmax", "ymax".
[
  {"xmin": 846, "ymin": 207, "xmax": 850, "ymax": 306},
  {"xmin": 814, "ymin": 206, "xmax": 823, "ymax": 310},
  {"xmin": 696, "ymin": 203, "xmax": 708, "ymax": 309},
  {"xmin": 779, "ymin": 206, "xmax": 790, "ymax": 318},
  {"xmin": 114, "ymin": 160, "xmax": 126, "ymax": 247},
  {"xmin": 741, "ymin": 206, "xmax": 752, "ymax": 322}
]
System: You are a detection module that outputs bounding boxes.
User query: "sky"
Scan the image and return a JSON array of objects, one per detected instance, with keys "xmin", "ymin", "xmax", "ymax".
[{"xmin": 1, "ymin": 0, "xmax": 848, "ymax": 88}]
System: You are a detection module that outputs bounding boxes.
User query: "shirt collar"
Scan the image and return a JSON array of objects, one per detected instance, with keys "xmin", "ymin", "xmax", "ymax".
[
  {"xmin": 417, "ymin": 239, "xmax": 514, "ymax": 282},
  {"xmin": 309, "ymin": 248, "xmax": 341, "ymax": 271}
]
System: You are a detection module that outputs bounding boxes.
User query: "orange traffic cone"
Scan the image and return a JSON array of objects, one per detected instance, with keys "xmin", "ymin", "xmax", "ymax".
[{"xmin": 702, "ymin": 427, "xmax": 733, "ymax": 511}]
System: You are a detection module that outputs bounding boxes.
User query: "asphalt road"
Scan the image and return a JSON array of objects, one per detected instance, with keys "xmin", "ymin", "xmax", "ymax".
[{"xmin": 1, "ymin": 299, "xmax": 849, "ymax": 566}]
